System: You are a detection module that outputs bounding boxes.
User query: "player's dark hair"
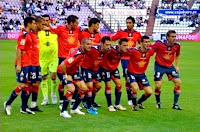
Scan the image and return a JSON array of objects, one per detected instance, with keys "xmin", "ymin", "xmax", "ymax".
[
  {"xmin": 89, "ymin": 18, "xmax": 100, "ymax": 27},
  {"xmin": 101, "ymin": 36, "xmax": 111, "ymax": 44},
  {"xmin": 24, "ymin": 17, "xmax": 36, "ymax": 27},
  {"xmin": 141, "ymin": 36, "xmax": 150, "ymax": 42},
  {"xmin": 42, "ymin": 14, "xmax": 50, "ymax": 20},
  {"xmin": 126, "ymin": 16, "xmax": 135, "ymax": 24},
  {"xmin": 36, "ymin": 16, "xmax": 43, "ymax": 23},
  {"xmin": 66, "ymin": 15, "xmax": 79, "ymax": 24},
  {"xmin": 166, "ymin": 30, "xmax": 176, "ymax": 37},
  {"xmin": 119, "ymin": 38, "xmax": 128, "ymax": 45}
]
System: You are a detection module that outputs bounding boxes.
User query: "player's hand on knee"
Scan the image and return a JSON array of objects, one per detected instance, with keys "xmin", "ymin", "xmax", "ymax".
[{"xmin": 16, "ymin": 65, "xmax": 21, "ymax": 73}]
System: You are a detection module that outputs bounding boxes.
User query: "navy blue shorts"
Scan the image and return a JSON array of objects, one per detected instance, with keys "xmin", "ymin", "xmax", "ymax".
[
  {"xmin": 121, "ymin": 59, "xmax": 129, "ymax": 78},
  {"xmin": 57, "ymin": 70, "xmax": 82, "ymax": 86},
  {"xmin": 16, "ymin": 66, "xmax": 29, "ymax": 83},
  {"xmin": 100, "ymin": 67, "xmax": 120, "ymax": 82},
  {"xmin": 29, "ymin": 66, "xmax": 42, "ymax": 83},
  {"xmin": 81, "ymin": 67, "xmax": 101, "ymax": 83},
  {"xmin": 154, "ymin": 62, "xmax": 180, "ymax": 81},
  {"xmin": 127, "ymin": 72, "xmax": 150, "ymax": 89},
  {"xmin": 58, "ymin": 57, "xmax": 65, "ymax": 65}
]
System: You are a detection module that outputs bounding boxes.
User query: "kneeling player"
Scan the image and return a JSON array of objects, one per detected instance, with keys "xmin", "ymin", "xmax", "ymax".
[
  {"xmin": 100, "ymin": 38, "xmax": 128, "ymax": 112},
  {"xmin": 127, "ymin": 36, "xmax": 154, "ymax": 111},
  {"xmin": 80, "ymin": 36, "xmax": 111, "ymax": 114},
  {"xmin": 57, "ymin": 38, "xmax": 92, "ymax": 118}
]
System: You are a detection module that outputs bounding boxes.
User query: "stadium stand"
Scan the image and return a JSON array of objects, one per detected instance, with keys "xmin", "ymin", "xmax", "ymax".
[
  {"xmin": 86, "ymin": 0, "xmax": 152, "ymax": 34},
  {"xmin": 0, "ymin": 0, "xmax": 109, "ymax": 33},
  {"xmin": 153, "ymin": 0, "xmax": 200, "ymax": 34}
]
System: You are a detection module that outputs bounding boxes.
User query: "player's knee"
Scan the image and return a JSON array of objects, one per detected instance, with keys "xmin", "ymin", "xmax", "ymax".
[
  {"xmin": 105, "ymin": 81, "xmax": 111, "ymax": 88},
  {"xmin": 174, "ymin": 78, "xmax": 181, "ymax": 86},
  {"xmin": 95, "ymin": 82, "xmax": 101, "ymax": 89},
  {"xmin": 80, "ymin": 85, "xmax": 88, "ymax": 91},
  {"xmin": 132, "ymin": 87, "xmax": 139, "ymax": 93},
  {"xmin": 131, "ymin": 83, "xmax": 139, "ymax": 92},
  {"xmin": 68, "ymin": 86, "xmax": 75, "ymax": 92},
  {"xmin": 18, "ymin": 83, "xmax": 26, "ymax": 88},
  {"xmin": 145, "ymin": 87, "xmax": 152, "ymax": 95},
  {"xmin": 115, "ymin": 80, "xmax": 122, "ymax": 87},
  {"xmin": 155, "ymin": 81, "xmax": 162, "ymax": 89}
]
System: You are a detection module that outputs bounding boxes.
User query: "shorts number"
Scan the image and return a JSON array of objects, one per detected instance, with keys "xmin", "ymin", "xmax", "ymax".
[
  {"xmin": 106, "ymin": 72, "xmax": 110, "ymax": 78},
  {"xmin": 88, "ymin": 73, "xmax": 92, "ymax": 78},
  {"xmin": 31, "ymin": 72, "xmax": 36, "ymax": 79},
  {"xmin": 155, "ymin": 72, "xmax": 160, "ymax": 78},
  {"xmin": 131, "ymin": 75, "xmax": 135, "ymax": 80}
]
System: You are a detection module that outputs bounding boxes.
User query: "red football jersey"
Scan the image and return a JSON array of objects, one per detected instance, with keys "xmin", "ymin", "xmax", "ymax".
[
  {"xmin": 15, "ymin": 29, "xmax": 32, "ymax": 67},
  {"xmin": 151, "ymin": 40, "xmax": 180, "ymax": 67},
  {"xmin": 50, "ymin": 26, "xmax": 80, "ymax": 58},
  {"xmin": 81, "ymin": 45, "xmax": 106, "ymax": 71},
  {"xmin": 128, "ymin": 47, "xmax": 154, "ymax": 74},
  {"xmin": 79, "ymin": 28, "xmax": 101, "ymax": 45},
  {"xmin": 57, "ymin": 47, "xmax": 85, "ymax": 74},
  {"xmin": 29, "ymin": 31, "xmax": 39, "ymax": 66},
  {"xmin": 100, "ymin": 45, "xmax": 125, "ymax": 71},
  {"xmin": 111, "ymin": 29, "xmax": 141, "ymax": 60}
]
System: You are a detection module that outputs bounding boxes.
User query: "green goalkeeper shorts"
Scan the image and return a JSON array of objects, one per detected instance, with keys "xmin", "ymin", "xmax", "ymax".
[{"xmin": 40, "ymin": 59, "xmax": 58, "ymax": 76}]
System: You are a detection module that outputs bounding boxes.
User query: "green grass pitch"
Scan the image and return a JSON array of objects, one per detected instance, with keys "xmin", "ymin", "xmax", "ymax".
[{"xmin": 0, "ymin": 39, "xmax": 200, "ymax": 132}]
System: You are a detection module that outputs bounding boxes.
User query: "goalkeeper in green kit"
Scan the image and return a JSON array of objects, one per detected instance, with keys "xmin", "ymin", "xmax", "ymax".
[{"xmin": 38, "ymin": 15, "xmax": 58, "ymax": 105}]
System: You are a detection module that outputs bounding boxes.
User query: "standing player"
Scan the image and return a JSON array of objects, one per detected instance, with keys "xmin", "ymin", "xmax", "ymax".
[
  {"xmin": 44, "ymin": 15, "xmax": 80, "ymax": 108},
  {"xmin": 57, "ymin": 38, "xmax": 92, "ymax": 118},
  {"xmin": 28, "ymin": 16, "xmax": 44, "ymax": 112},
  {"xmin": 80, "ymin": 36, "xmax": 111, "ymax": 114},
  {"xmin": 127, "ymin": 36, "xmax": 154, "ymax": 111},
  {"xmin": 4, "ymin": 17, "xmax": 36, "ymax": 115},
  {"xmin": 79, "ymin": 18, "xmax": 102, "ymax": 107},
  {"xmin": 100, "ymin": 38, "xmax": 128, "ymax": 112},
  {"xmin": 151, "ymin": 30, "xmax": 182, "ymax": 110},
  {"xmin": 111, "ymin": 16, "xmax": 142, "ymax": 105},
  {"xmin": 79, "ymin": 18, "xmax": 101, "ymax": 45},
  {"xmin": 39, "ymin": 14, "xmax": 59, "ymax": 105}
]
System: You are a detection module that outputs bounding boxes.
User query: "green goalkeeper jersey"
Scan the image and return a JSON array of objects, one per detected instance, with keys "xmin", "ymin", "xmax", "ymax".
[{"xmin": 38, "ymin": 30, "xmax": 58, "ymax": 61}]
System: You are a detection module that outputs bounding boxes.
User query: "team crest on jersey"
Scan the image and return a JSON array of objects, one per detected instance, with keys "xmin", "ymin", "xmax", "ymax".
[
  {"xmin": 45, "ymin": 31, "xmax": 49, "ymax": 36},
  {"xmin": 142, "ymin": 53, "xmax": 146, "ymax": 58},
  {"xmin": 69, "ymin": 30, "xmax": 73, "ymax": 34},
  {"xmin": 100, "ymin": 53, "xmax": 104, "ymax": 57},
  {"xmin": 117, "ymin": 53, "xmax": 121, "ymax": 57},
  {"xmin": 167, "ymin": 46, "xmax": 172, "ymax": 51},
  {"xmin": 91, "ymin": 34, "xmax": 94, "ymax": 38},
  {"xmin": 128, "ymin": 33, "xmax": 132, "ymax": 37},
  {"xmin": 68, "ymin": 57, "xmax": 74, "ymax": 64},
  {"xmin": 20, "ymin": 39, "xmax": 25, "ymax": 45}
]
